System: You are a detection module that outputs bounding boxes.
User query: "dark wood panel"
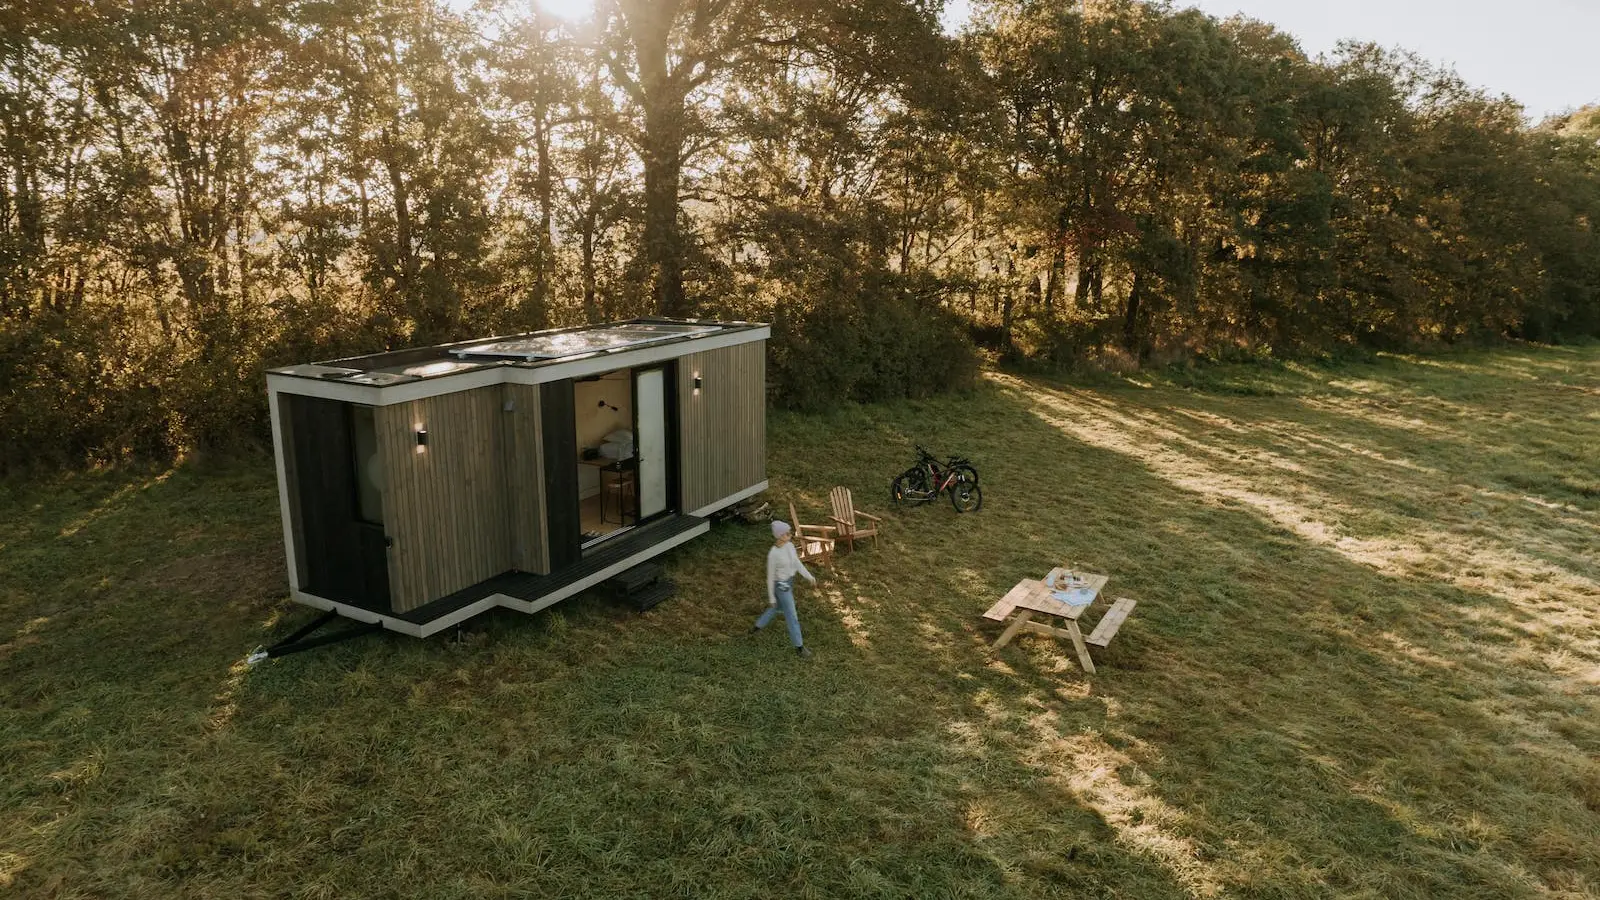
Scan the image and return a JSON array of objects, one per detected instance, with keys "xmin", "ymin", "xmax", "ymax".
[
  {"xmin": 356, "ymin": 522, "xmax": 392, "ymax": 607},
  {"xmin": 541, "ymin": 380, "xmax": 581, "ymax": 571},
  {"xmin": 286, "ymin": 395, "xmax": 389, "ymax": 611}
]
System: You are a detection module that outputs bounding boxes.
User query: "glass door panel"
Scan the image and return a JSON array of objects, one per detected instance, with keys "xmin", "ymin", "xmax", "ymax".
[{"xmin": 635, "ymin": 368, "xmax": 668, "ymax": 520}]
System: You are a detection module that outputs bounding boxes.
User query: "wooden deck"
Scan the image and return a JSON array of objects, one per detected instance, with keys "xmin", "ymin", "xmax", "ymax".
[{"xmin": 395, "ymin": 514, "xmax": 706, "ymax": 626}]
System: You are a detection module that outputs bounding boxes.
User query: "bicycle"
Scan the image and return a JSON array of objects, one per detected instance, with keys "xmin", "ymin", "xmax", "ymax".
[{"xmin": 891, "ymin": 445, "xmax": 982, "ymax": 512}]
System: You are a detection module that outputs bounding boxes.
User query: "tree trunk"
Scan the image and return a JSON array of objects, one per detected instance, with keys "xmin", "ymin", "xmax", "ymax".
[
  {"xmin": 528, "ymin": 97, "xmax": 553, "ymax": 329},
  {"xmin": 1043, "ymin": 210, "xmax": 1067, "ymax": 316},
  {"xmin": 1044, "ymin": 243, "xmax": 1064, "ymax": 316},
  {"xmin": 381, "ymin": 132, "xmax": 421, "ymax": 333},
  {"xmin": 1001, "ymin": 251, "xmax": 1016, "ymax": 355},
  {"xmin": 1074, "ymin": 250, "xmax": 1094, "ymax": 309},
  {"xmin": 1123, "ymin": 270, "xmax": 1144, "ymax": 351},
  {"xmin": 581, "ymin": 202, "xmax": 599, "ymax": 323},
  {"xmin": 1001, "ymin": 289, "xmax": 1015, "ymax": 354},
  {"xmin": 641, "ymin": 103, "xmax": 686, "ymax": 317},
  {"xmin": 387, "ymin": 159, "xmax": 414, "ymax": 282}
]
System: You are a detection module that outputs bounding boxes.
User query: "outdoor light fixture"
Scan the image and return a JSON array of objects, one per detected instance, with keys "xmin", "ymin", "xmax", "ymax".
[
  {"xmin": 415, "ymin": 427, "xmax": 428, "ymax": 454},
  {"xmin": 693, "ymin": 372, "xmax": 702, "ymax": 395}
]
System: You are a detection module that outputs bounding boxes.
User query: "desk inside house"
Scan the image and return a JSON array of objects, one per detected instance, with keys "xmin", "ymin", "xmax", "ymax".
[
  {"xmin": 580, "ymin": 455, "xmax": 636, "ymax": 525},
  {"xmin": 983, "ymin": 568, "xmax": 1136, "ymax": 674}
]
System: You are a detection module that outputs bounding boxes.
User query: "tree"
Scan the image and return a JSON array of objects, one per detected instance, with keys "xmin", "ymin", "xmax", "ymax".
[
  {"xmin": 594, "ymin": 0, "xmax": 946, "ymax": 316},
  {"xmin": 493, "ymin": 6, "xmax": 577, "ymax": 329}
]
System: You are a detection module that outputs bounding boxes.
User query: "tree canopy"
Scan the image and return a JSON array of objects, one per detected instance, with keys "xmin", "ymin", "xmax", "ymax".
[{"xmin": 2, "ymin": 0, "xmax": 1597, "ymax": 467}]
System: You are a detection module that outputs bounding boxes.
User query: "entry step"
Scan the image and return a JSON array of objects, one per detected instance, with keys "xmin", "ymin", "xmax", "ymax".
[
  {"xmin": 604, "ymin": 563, "xmax": 675, "ymax": 611},
  {"xmin": 608, "ymin": 562, "xmax": 664, "ymax": 594},
  {"xmin": 630, "ymin": 578, "xmax": 677, "ymax": 612}
]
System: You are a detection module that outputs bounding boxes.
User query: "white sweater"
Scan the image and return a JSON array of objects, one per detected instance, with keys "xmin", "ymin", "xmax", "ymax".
[{"xmin": 767, "ymin": 542, "xmax": 815, "ymax": 604}]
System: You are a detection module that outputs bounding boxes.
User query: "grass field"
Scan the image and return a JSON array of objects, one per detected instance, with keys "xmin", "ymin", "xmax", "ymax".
[{"xmin": 2, "ymin": 344, "xmax": 1597, "ymax": 899}]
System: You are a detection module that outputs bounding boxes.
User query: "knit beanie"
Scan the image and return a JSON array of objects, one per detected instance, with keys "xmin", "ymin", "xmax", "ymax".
[{"xmin": 771, "ymin": 520, "xmax": 792, "ymax": 538}]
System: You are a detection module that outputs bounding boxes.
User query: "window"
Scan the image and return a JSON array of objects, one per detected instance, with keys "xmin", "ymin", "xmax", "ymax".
[{"xmin": 350, "ymin": 405, "xmax": 384, "ymax": 525}]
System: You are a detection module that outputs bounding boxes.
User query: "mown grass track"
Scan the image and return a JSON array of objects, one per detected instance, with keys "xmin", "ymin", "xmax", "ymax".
[{"xmin": 2, "ymin": 344, "xmax": 1596, "ymax": 898}]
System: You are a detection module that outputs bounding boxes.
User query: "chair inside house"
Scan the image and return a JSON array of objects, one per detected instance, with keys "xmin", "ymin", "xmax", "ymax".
[
  {"xmin": 604, "ymin": 469, "xmax": 637, "ymax": 525},
  {"xmin": 787, "ymin": 500, "xmax": 837, "ymax": 568},
  {"xmin": 828, "ymin": 486, "xmax": 881, "ymax": 552}
]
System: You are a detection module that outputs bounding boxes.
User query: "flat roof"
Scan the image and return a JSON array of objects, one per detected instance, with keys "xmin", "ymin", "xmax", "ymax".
[{"xmin": 268, "ymin": 318, "xmax": 765, "ymax": 388}]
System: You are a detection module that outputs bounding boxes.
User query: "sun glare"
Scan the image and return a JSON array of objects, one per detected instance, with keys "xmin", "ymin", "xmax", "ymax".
[{"xmin": 536, "ymin": 0, "xmax": 593, "ymax": 21}]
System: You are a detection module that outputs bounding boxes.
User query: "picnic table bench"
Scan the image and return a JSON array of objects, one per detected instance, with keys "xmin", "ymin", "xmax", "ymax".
[{"xmin": 982, "ymin": 567, "xmax": 1137, "ymax": 674}]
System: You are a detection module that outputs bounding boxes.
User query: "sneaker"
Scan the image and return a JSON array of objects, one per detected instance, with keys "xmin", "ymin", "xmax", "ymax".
[{"xmin": 796, "ymin": 646, "xmax": 812, "ymax": 659}]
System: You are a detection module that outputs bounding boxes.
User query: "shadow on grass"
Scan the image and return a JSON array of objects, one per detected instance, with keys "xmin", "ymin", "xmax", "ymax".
[
  {"xmin": 755, "ymin": 348, "xmax": 1597, "ymax": 897},
  {"xmin": 1, "ymin": 347, "xmax": 1597, "ymax": 898}
]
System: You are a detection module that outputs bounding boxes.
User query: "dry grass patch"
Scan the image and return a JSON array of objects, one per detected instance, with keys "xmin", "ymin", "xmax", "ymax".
[{"xmin": 1, "ymin": 345, "xmax": 1597, "ymax": 898}]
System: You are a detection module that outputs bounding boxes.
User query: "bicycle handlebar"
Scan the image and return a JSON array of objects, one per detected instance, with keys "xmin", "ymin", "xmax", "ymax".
[{"xmin": 914, "ymin": 445, "xmax": 969, "ymax": 466}]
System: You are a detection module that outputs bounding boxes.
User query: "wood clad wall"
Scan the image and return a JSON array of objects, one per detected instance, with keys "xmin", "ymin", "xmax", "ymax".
[
  {"xmin": 502, "ymin": 382, "xmax": 549, "ymax": 574},
  {"xmin": 677, "ymin": 340, "xmax": 766, "ymax": 513},
  {"xmin": 376, "ymin": 387, "xmax": 511, "ymax": 612}
]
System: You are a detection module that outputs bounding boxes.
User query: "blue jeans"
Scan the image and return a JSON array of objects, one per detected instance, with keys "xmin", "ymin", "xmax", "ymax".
[{"xmin": 755, "ymin": 578, "xmax": 803, "ymax": 647}]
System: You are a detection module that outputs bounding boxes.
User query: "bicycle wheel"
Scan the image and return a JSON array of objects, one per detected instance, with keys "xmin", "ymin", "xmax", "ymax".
[
  {"xmin": 894, "ymin": 466, "xmax": 933, "ymax": 504},
  {"xmin": 951, "ymin": 463, "xmax": 979, "ymax": 486},
  {"xmin": 950, "ymin": 479, "xmax": 982, "ymax": 513}
]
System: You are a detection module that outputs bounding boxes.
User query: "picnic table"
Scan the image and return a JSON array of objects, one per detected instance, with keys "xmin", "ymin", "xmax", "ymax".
[{"xmin": 982, "ymin": 567, "xmax": 1137, "ymax": 674}]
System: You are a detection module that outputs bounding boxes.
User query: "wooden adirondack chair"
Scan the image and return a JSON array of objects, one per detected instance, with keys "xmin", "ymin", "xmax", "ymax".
[
  {"xmin": 828, "ymin": 486, "xmax": 881, "ymax": 552},
  {"xmin": 787, "ymin": 500, "xmax": 837, "ymax": 568}
]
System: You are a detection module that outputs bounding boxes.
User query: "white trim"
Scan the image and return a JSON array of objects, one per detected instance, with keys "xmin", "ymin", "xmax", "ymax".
[
  {"xmin": 268, "ymin": 389, "xmax": 301, "ymax": 595},
  {"xmin": 289, "ymin": 590, "xmax": 425, "ymax": 638},
  {"xmin": 266, "ymin": 372, "xmax": 385, "ymax": 405},
  {"xmin": 413, "ymin": 598, "xmax": 503, "ymax": 638},
  {"xmin": 494, "ymin": 520, "xmax": 708, "ymax": 616},
  {"xmin": 511, "ymin": 327, "xmax": 769, "ymax": 388},
  {"xmin": 287, "ymin": 521, "xmax": 711, "ymax": 638},
  {"xmin": 357, "ymin": 365, "xmax": 511, "ymax": 405},
  {"xmin": 688, "ymin": 480, "xmax": 769, "ymax": 518},
  {"xmin": 265, "ymin": 327, "xmax": 770, "ymax": 406}
]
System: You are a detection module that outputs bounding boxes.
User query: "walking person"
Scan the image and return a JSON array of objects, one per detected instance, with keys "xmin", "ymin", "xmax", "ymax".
[{"xmin": 751, "ymin": 520, "xmax": 816, "ymax": 658}]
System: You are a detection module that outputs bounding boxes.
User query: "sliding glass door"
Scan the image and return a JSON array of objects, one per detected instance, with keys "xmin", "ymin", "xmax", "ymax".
[{"xmin": 634, "ymin": 367, "xmax": 668, "ymax": 521}]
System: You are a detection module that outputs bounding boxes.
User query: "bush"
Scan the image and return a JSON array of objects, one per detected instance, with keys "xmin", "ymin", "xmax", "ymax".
[
  {"xmin": 0, "ymin": 308, "xmax": 182, "ymax": 472},
  {"xmin": 769, "ymin": 294, "xmax": 978, "ymax": 411}
]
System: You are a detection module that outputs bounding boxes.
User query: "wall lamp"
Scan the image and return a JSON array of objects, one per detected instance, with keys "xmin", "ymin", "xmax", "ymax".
[
  {"xmin": 597, "ymin": 400, "xmax": 618, "ymax": 412},
  {"xmin": 693, "ymin": 372, "xmax": 702, "ymax": 396},
  {"xmin": 415, "ymin": 427, "xmax": 428, "ymax": 454}
]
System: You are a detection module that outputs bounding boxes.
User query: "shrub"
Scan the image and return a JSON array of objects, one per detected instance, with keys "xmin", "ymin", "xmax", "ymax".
[
  {"xmin": 769, "ymin": 294, "xmax": 978, "ymax": 411},
  {"xmin": 0, "ymin": 308, "xmax": 182, "ymax": 472}
]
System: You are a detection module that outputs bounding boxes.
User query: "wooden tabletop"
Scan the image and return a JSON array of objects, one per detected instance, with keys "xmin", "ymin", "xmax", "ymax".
[
  {"xmin": 1046, "ymin": 568, "xmax": 1108, "ymax": 598},
  {"xmin": 579, "ymin": 456, "xmax": 634, "ymax": 470},
  {"xmin": 982, "ymin": 570, "xmax": 1108, "ymax": 622}
]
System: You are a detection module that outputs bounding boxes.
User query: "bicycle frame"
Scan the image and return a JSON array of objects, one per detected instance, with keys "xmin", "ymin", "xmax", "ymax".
[
  {"xmin": 895, "ymin": 445, "xmax": 982, "ymax": 512},
  {"xmin": 917, "ymin": 454, "xmax": 964, "ymax": 497}
]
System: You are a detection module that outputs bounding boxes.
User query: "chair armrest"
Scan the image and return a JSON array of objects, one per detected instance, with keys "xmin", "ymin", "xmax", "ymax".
[
  {"xmin": 828, "ymin": 515, "xmax": 852, "ymax": 527},
  {"xmin": 856, "ymin": 510, "xmax": 882, "ymax": 522},
  {"xmin": 797, "ymin": 523, "xmax": 836, "ymax": 534}
]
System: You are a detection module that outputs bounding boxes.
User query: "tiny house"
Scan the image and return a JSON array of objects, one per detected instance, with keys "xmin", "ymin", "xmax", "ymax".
[{"xmin": 266, "ymin": 318, "xmax": 768, "ymax": 637}]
